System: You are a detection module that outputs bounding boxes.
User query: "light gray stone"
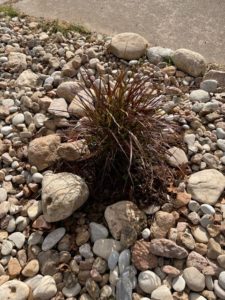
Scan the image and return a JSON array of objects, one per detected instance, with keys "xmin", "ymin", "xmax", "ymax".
[
  {"xmin": 166, "ymin": 147, "xmax": 188, "ymax": 167},
  {"xmin": 8, "ymin": 232, "xmax": 25, "ymax": 249},
  {"xmin": 146, "ymin": 46, "xmax": 174, "ymax": 64},
  {"xmin": 151, "ymin": 285, "xmax": 173, "ymax": 300},
  {"xmin": 42, "ymin": 227, "xmax": 66, "ymax": 251},
  {"xmin": 200, "ymin": 79, "xmax": 218, "ymax": 93},
  {"xmin": 89, "ymin": 222, "xmax": 109, "ymax": 242},
  {"xmin": 93, "ymin": 239, "xmax": 122, "ymax": 260},
  {"xmin": 138, "ymin": 270, "xmax": 161, "ymax": 294},
  {"xmin": 42, "ymin": 172, "xmax": 89, "ymax": 222},
  {"xmin": 33, "ymin": 275, "xmax": 57, "ymax": 300},
  {"xmin": 190, "ymin": 90, "xmax": 210, "ymax": 102},
  {"xmin": 172, "ymin": 275, "xmax": 186, "ymax": 292},
  {"xmin": 183, "ymin": 267, "xmax": 205, "ymax": 292},
  {"xmin": 187, "ymin": 169, "xmax": 225, "ymax": 205}
]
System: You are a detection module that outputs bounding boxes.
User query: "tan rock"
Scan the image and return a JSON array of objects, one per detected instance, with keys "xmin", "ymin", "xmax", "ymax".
[
  {"xmin": 57, "ymin": 81, "xmax": 81, "ymax": 102},
  {"xmin": 8, "ymin": 258, "xmax": 21, "ymax": 278},
  {"xmin": 28, "ymin": 134, "xmax": 61, "ymax": 171},
  {"xmin": 57, "ymin": 139, "xmax": 90, "ymax": 161},
  {"xmin": 151, "ymin": 211, "xmax": 175, "ymax": 238},
  {"xmin": 131, "ymin": 241, "xmax": 158, "ymax": 271},
  {"xmin": 7, "ymin": 52, "xmax": 27, "ymax": 72},
  {"xmin": 0, "ymin": 275, "xmax": 9, "ymax": 286},
  {"xmin": 192, "ymin": 226, "xmax": 209, "ymax": 243},
  {"xmin": 207, "ymin": 238, "xmax": 222, "ymax": 259},
  {"xmin": 22, "ymin": 259, "xmax": 39, "ymax": 277},
  {"xmin": 104, "ymin": 201, "xmax": 147, "ymax": 240},
  {"xmin": 109, "ymin": 32, "xmax": 148, "ymax": 60},
  {"xmin": 171, "ymin": 48, "xmax": 206, "ymax": 77},
  {"xmin": 15, "ymin": 69, "xmax": 38, "ymax": 87},
  {"xmin": 68, "ymin": 90, "xmax": 94, "ymax": 117}
]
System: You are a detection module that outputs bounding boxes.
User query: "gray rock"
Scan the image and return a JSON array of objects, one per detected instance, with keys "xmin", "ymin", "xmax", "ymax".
[
  {"xmin": 200, "ymin": 79, "xmax": 218, "ymax": 93},
  {"xmin": 138, "ymin": 270, "xmax": 161, "ymax": 294},
  {"xmin": 8, "ymin": 232, "xmax": 25, "ymax": 249},
  {"xmin": 216, "ymin": 128, "xmax": 225, "ymax": 139},
  {"xmin": 187, "ymin": 169, "xmax": 225, "ymax": 205},
  {"xmin": 217, "ymin": 139, "xmax": 225, "ymax": 151},
  {"xmin": 1, "ymin": 240, "xmax": 13, "ymax": 256},
  {"xmin": 108, "ymin": 250, "xmax": 120, "ymax": 270},
  {"xmin": 42, "ymin": 172, "xmax": 89, "ymax": 222},
  {"xmin": 171, "ymin": 48, "xmax": 206, "ymax": 77},
  {"xmin": 118, "ymin": 249, "xmax": 131, "ymax": 275},
  {"xmin": 116, "ymin": 277, "xmax": 132, "ymax": 300},
  {"xmin": 93, "ymin": 239, "xmax": 122, "ymax": 260},
  {"xmin": 200, "ymin": 204, "xmax": 215, "ymax": 215},
  {"xmin": 42, "ymin": 227, "xmax": 66, "ymax": 251},
  {"xmin": 189, "ymin": 293, "xmax": 207, "ymax": 300},
  {"xmin": 79, "ymin": 243, "xmax": 93, "ymax": 258},
  {"xmin": 190, "ymin": 90, "xmax": 210, "ymax": 102},
  {"xmin": 0, "ymin": 280, "xmax": 30, "ymax": 300},
  {"xmin": 12, "ymin": 113, "xmax": 25, "ymax": 126},
  {"xmin": 146, "ymin": 46, "xmax": 174, "ymax": 64},
  {"xmin": 188, "ymin": 200, "xmax": 200, "ymax": 212},
  {"xmin": 183, "ymin": 267, "xmax": 205, "ymax": 292},
  {"xmin": 33, "ymin": 275, "xmax": 57, "ymax": 300},
  {"xmin": 32, "ymin": 173, "xmax": 44, "ymax": 183},
  {"xmin": 89, "ymin": 222, "xmax": 109, "ymax": 242}
]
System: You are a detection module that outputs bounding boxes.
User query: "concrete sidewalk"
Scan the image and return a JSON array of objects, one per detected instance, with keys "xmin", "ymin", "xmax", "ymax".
[{"xmin": 10, "ymin": 0, "xmax": 225, "ymax": 64}]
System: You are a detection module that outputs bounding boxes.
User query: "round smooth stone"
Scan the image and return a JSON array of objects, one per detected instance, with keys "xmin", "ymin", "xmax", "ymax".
[
  {"xmin": 8, "ymin": 232, "xmax": 25, "ymax": 249},
  {"xmin": 89, "ymin": 222, "xmax": 108, "ymax": 242},
  {"xmin": 12, "ymin": 113, "xmax": 25, "ymax": 126},
  {"xmin": 200, "ymin": 204, "xmax": 215, "ymax": 215},
  {"xmin": 32, "ymin": 173, "xmax": 43, "ymax": 183},
  {"xmin": 188, "ymin": 200, "xmax": 200, "ymax": 212},
  {"xmin": 172, "ymin": 275, "xmax": 186, "ymax": 292},
  {"xmin": 1, "ymin": 126, "xmax": 13, "ymax": 136},
  {"xmin": 200, "ymin": 79, "xmax": 218, "ymax": 93},
  {"xmin": 138, "ymin": 270, "xmax": 161, "ymax": 294},
  {"xmin": 108, "ymin": 251, "xmax": 119, "ymax": 271},
  {"xmin": 141, "ymin": 228, "xmax": 151, "ymax": 239},
  {"xmin": 42, "ymin": 227, "xmax": 66, "ymax": 251},
  {"xmin": 200, "ymin": 214, "xmax": 213, "ymax": 228},
  {"xmin": 214, "ymin": 279, "xmax": 225, "ymax": 299},
  {"xmin": 118, "ymin": 249, "xmax": 130, "ymax": 275}
]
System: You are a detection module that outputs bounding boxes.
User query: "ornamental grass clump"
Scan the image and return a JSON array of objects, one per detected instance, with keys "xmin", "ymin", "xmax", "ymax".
[{"xmin": 64, "ymin": 71, "xmax": 181, "ymax": 205}]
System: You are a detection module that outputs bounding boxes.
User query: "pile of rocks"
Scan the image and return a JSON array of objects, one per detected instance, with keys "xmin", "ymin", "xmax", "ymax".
[{"xmin": 1, "ymin": 11, "xmax": 225, "ymax": 300}]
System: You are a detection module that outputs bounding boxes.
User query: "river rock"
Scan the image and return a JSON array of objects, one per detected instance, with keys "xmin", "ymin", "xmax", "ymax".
[
  {"xmin": 183, "ymin": 267, "xmax": 205, "ymax": 292},
  {"xmin": 89, "ymin": 222, "xmax": 109, "ymax": 242},
  {"xmin": 28, "ymin": 134, "xmax": 61, "ymax": 171},
  {"xmin": 0, "ymin": 280, "xmax": 30, "ymax": 300},
  {"xmin": 42, "ymin": 227, "xmax": 66, "ymax": 251},
  {"xmin": 187, "ymin": 169, "xmax": 225, "ymax": 205},
  {"xmin": 151, "ymin": 211, "xmax": 175, "ymax": 238},
  {"xmin": 146, "ymin": 46, "xmax": 174, "ymax": 64},
  {"xmin": 104, "ymin": 201, "xmax": 147, "ymax": 240},
  {"xmin": 33, "ymin": 275, "xmax": 57, "ymax": 300},
  {"xmin": 149, "ymin": 238, "xmax": 188, "ymax": 259},
  {"xmin": 42, "ymin": 172, "xmax": 89, "ymax": 222},
  {"xmin": 109, "ymin": 32, "xmax": 148, "ymax": 60},
  {"xmin": 171, "ymin": 48, "xmax": 206, "ymax": 77},
  {"xmin": 151, "ymin": 285, "xmax": 173, "ymax": 300},
  {"xmin": 93, "ymin": 239, "xmax": 122, "ymax": 260},
  {"xmin": 138, "ymin": 270, "xmax": 161, "ymax": 294},
  {"xmin": 7, "ymin": 52, "xmax": 27, "ymax": 72}
]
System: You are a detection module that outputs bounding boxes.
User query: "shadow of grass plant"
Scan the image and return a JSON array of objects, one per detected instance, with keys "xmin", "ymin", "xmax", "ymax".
[{"xmin": 65, "ymin": 71, "xmax": 181, "ymax": 205}]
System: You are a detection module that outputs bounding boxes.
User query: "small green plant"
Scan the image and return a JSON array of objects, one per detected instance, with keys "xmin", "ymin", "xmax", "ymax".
[
  {"xmin": 0, "ymin": 5, "xmax": 19, "ymax": 17},
  {"xmin": 63, "ymin": 70, "xmax": 182, "ymax": 204},
  {"xmin": 41, "ymin": 19, "xmax": 91, "ymax": 35}
]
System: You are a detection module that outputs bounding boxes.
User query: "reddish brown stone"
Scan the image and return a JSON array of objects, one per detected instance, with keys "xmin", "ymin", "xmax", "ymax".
[{"xmin": 131, "ymin": 240, "xmax": 158, "ymax": 271}]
